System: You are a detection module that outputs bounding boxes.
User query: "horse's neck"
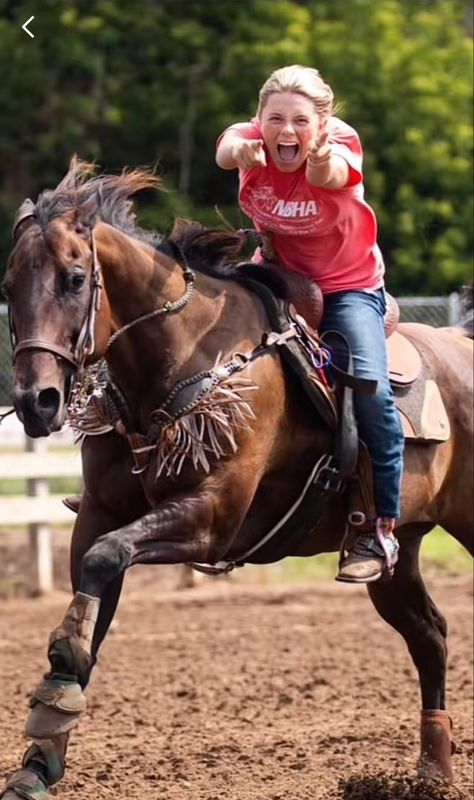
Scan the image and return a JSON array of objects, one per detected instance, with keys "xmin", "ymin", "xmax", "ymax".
[
  {"xmin": 94, "ymin": 223, "xmax": 229, "ymax": 419},
  {"xmin": 95, "ymin": 223, "xmax": 168, "ymax": 326}
]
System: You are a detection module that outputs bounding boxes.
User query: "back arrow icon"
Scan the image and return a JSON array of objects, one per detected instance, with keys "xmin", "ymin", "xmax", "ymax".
[{"xmin": 22, "ymin": 15, "xmax": 35, "ymax": 38}]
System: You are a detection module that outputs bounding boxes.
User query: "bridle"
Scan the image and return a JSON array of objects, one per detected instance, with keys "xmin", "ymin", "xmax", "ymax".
[
  {"xmin": 9, "ymin": 206, "xmax": 103, "ymax": 373},
  {"xmin": 8, "ymin": 202, "xmax": 196, "ymax": 374}
]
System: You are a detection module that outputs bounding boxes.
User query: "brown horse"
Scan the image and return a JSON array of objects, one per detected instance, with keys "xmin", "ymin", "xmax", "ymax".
[{"xmin": 1, "ymin": 160, "xmax": 472, "ymax": 799}]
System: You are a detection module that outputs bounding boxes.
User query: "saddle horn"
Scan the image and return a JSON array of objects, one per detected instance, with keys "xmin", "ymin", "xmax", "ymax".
[{"xmin": 12, "ymin": 198, "xmax": 36, "ymax": 241}]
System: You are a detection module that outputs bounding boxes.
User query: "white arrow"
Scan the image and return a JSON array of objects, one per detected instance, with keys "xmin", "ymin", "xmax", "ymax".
[{"xmin": 22, "ymin": 15, "xmax": 35, "ymax": 38}]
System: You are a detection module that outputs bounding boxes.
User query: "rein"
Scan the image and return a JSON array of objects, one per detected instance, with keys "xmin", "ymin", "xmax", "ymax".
[{"xmin": 105, "ymin": 244, "xmax": 195, "ymax": 352}]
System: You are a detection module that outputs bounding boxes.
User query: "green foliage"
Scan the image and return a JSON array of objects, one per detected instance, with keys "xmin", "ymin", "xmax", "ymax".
[
  {"xmin": 303, "ymin": 0, "xmax": 473, "ymax": 294},
  {"xmin": 0, "ymin": 0, "xmax": 472, "ymax": 295}
]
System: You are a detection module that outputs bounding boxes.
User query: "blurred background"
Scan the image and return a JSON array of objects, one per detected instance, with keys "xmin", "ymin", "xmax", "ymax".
[
  {"xmin": 0, "ymin": 0, "xmax": 472, "ymax": 594},
  {"xmin": 0, "ymin": 0, "xmax": 473, "ymax": 399},
  {"xmin": 0, "ymin": 0, "xmax": 472, "ymax": 286}
]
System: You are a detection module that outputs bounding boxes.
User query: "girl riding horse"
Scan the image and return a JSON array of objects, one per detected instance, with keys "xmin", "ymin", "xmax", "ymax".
[
  {"xmin": 1, "ymin": 158, "xmax": 471, "ymax": 798},
  {"xmin": 216, "ymin": 64, "xmax": 404, "ymax": 583}
]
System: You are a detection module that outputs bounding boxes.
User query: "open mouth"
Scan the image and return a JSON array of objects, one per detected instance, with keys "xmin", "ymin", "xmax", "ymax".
[{"xmin": 277, "ymin": 143, "xmax": 299, "ymax": 163}]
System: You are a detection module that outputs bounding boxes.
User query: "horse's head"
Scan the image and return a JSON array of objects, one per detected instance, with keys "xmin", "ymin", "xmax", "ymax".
[
  {"xmin": 2, "ymin": 191, "xmax": 104, "ymax": 437},
  {"xmin": 2, "ymin": 158, "xmax": 246, "ymax": 437}
]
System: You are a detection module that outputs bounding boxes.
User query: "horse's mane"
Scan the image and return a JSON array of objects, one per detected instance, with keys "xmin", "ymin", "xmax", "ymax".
[
  {"xmin": 31, "ymin": 156, "xmax": 263, "ymax": 282},
  {"xmin": 33, "ymin": 156, "xmax": 161, "ymax": 245}
]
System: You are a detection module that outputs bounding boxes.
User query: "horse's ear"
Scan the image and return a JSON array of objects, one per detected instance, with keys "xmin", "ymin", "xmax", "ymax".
[
  {"xmin": 12, "ymin": 198, "xmax": 36, "ymax": 241},
  {"xmin": 75, "ymin": 190, "xmax": 99, "ymax": 232}
]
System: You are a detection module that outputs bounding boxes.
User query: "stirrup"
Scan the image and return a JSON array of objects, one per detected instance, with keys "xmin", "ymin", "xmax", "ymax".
[
  {"xmin": 336, "ymin": 519, "xmax": 399, "ymax": 584},
  {"xmin": 336, "ymin": 535, "xmax": 386, "ymax": 583}
]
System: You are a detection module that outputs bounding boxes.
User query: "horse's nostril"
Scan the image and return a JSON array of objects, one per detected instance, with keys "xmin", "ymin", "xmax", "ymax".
[{"xmin": 37, "ymin": 388, "xmax": 61, "ymax": 418}]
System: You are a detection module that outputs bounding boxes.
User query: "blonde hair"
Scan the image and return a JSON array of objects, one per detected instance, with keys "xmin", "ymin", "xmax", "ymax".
[{"xmin": 257, "ymin": 65, "xmax": 337, "ymax": 119}]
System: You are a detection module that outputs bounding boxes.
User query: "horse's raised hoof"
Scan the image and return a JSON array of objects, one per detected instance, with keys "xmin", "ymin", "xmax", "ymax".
[
  {"xmin": 1, "ymin": 769, "xmax": 49, "ymax": 800},
  {"xmin": 418, "ymin": 709, "xmax": 454, "ymax": 781}
]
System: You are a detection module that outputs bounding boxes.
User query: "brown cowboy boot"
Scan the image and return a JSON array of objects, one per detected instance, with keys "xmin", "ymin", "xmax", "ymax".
[{"xmin": 336, "ymin": 516, "xmax": 399, "ymax": 583}]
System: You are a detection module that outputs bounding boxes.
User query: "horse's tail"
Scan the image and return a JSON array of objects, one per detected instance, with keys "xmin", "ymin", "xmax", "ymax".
[{"xmin": 458, "ymin": 282, "xmax": 474, "ymax": 339}]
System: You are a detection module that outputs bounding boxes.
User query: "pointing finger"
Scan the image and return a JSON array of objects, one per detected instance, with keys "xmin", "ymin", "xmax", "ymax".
[{"xmin": 317, "ymin": 132, "xmax": 329, "ymax": 149}]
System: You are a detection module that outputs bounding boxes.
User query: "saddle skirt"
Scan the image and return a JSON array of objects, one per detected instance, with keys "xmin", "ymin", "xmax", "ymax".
[
  {"xmin": 264, "ymin": 265, "xmax": 450, "ymax": 444},
  {"xmin": 387, "ymin": 332, "xmax": 450, "ymax": 442}
]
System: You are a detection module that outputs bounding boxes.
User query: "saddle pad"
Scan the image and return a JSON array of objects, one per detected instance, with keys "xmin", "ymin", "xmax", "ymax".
[{"xmin": 394, "ymin": 370, "xmax": 450, "ymax": 442}]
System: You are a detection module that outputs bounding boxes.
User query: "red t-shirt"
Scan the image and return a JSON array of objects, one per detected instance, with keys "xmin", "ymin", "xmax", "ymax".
[{"xmin": 217, "ymin": 116, "xmax": 384, "ymax": 294}]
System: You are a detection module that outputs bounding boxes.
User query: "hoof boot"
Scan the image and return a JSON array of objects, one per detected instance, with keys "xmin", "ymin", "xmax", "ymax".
[{"xmin": 2, "ymin": 769, "xmax": 49, "ymax": 800}]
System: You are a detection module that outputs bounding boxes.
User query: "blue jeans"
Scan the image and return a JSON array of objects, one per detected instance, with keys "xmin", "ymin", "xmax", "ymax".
[{"xmin": 319, "ymin": 289, "xmax": 404, "ymax": 519}]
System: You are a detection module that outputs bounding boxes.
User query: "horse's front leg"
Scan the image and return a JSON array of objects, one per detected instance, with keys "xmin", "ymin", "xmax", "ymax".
[
  {"xmin": 2, "ymin": 490, "xmax": 143, "ymax": 800},
  {"xmin": 48, "ymin": 489, "xmax": 221, "ymax": 682}
]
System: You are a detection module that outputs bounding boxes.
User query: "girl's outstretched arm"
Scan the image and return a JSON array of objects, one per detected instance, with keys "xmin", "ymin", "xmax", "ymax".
[
  {"xmin": 306, "ymin": 133, "xmax": 349, "ymax": 189},
  {"xmin": 216, "ymin": 131, "xmax": 266, "ymax": 170}
]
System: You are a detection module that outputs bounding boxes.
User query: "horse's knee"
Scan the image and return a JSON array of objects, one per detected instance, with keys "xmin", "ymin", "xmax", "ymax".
[{"xmin": 80, "ymin": 534, "xmax": 130, "ymax": 595}]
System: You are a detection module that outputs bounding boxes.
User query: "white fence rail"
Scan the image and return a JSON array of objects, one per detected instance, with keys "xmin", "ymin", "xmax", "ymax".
[
  {"xmin": 0, "ymin": 415, "xmax": 80, "ymax": 593},
  {"xmin": 0, "ymin": 417, "xmax": 201, "ymax": 595}
]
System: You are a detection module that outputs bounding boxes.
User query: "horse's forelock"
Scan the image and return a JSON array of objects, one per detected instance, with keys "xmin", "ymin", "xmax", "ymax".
[
  {"xmin": 35, "ymin": 191, "xmax": 77, "ymax": 228},
  {"xmin": 8, "ymin": 224, "xmax": 47, "ymax": 278}
]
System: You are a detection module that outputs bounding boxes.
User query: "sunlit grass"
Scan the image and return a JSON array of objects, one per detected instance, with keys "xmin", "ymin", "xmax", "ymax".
[
  {"xmin": 420, "ymin": 526, "xmax": 472, "ymax": 575},
  {"xmin": 0, "ymin": 477, "xmax": 81, "ymax": 495},
  {"xmin": 0, "ymin": 446, "xmax": 471, "ymax": 585},
  {"xmin": 241, "ymin": 527, "xmax": 471, "ymax": 584}
]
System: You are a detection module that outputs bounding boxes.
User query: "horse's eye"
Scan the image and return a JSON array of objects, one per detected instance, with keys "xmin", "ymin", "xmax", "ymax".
[{"xmin": 68, "ymin": 271, "xmax": 86, "ymax": 293}]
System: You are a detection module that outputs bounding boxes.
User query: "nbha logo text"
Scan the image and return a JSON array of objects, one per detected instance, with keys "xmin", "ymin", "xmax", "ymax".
[{"xmin": 271, "ymin": 199, "xmax": 319, "ymax": 218}]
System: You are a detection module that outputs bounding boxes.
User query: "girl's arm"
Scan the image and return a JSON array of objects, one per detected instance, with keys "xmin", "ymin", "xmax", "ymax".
[
  {"xmin": 306, "ymin": 133, "xmax": 349, "ymax": 190},
  {"xmin": 216, "ymin": 130, "xmax": 267, "ymax": 170}
]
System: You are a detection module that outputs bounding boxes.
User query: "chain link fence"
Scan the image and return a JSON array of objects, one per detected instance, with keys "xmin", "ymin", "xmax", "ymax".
[{"xmin": 0, "ymin": 293, "xmax": 463, "ymax": 406}]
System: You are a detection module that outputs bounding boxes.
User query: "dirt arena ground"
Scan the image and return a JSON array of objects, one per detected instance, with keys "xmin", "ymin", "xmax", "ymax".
[{"xmin": 0, "ymin": 569, "xmax": 472, "ymax": 800}]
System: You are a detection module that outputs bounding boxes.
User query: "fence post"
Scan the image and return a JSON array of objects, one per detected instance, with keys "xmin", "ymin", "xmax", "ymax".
[
  {"xmin": 26, "ymin": 435, "xmax": 53, "ymax": 594},
  {"xmin": 448, "ymin": 292, "xmax": 461, "ymax": 326}
]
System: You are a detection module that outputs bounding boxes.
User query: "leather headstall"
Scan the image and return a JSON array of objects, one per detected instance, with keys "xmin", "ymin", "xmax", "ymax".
[{"xmin": 9, "ymin": 200, "xmax": 103, "ymax": 373}]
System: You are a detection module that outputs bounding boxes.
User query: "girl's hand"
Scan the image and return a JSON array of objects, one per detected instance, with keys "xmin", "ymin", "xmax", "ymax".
[
  {"xmin": 231, "ymin": 138, "xmax": 267, "ymax": 169},
  {"xmin": 307, "ymin": 132, "xmax": 332, "ymax": 166},
  {"xmin": 306, "ymin": 131, "xmax": 349, "ymax": 189}
]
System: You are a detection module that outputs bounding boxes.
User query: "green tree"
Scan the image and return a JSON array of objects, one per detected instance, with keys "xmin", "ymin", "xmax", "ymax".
[
  {"xmin": 0, "ymin": 0, "xmax": 471, "ymax": 296},
  {"xmin": 303, "ymin": 0, "xmax": 473, "ymax": 293}
]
